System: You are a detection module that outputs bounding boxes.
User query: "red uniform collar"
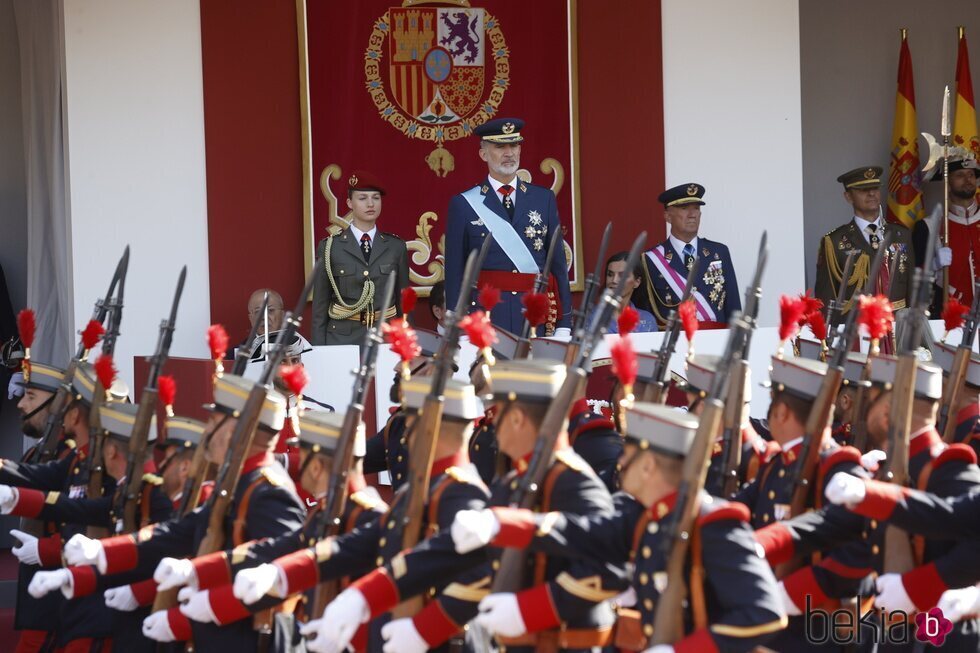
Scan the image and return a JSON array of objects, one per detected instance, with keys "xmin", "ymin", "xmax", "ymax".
[
  {"xmin": 242, "ymin": 452, "xmax": 275, "ymax": 475},
  {"xmin": 648, "ymin": 491, "xmax": 678, "ymax": 521},
  {"xmin": 432, "ymin": 450, "xmax": 470, "ymax": 478},
  {"xmin": 513, "ymin": 433, "xmax": 570, "ymax": 476},
  {"xmin": 780, "ymin": 438, "xmax": 805, "ymax": 465}
]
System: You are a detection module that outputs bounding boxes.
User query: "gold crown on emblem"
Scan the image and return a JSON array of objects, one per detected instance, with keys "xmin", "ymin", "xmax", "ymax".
[
  {"xmin": 502, "ymin": 122, "xmax": 515, "ymax": 134},
  {"xmin": 349, "ymin": 174, "xmax": 359, "ymax": 187},
  {"xmin": 863, "ymin": 168, "xmax": 876, "ymax": 179},
  {"xmin": 686, "ymin": 184, "xmax": 698, "ymax": 196}
]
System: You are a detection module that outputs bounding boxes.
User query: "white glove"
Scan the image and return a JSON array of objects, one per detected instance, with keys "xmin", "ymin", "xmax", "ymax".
[
  {"xmin": 936, "ymin": 247, "xmax": 953, "ymax": 269},
  {"xmin": 142, "ymin": 610, "xmax": 176, "ymax": 642},
  {"xmin": 937, "ymin": 585, "xmax": 980, "ymax": 623},
  {"xmin": 860, "ymin": 449, "xmax": 886, "ymax": 472},
  {"xmin": 381, "ymin": 618, "xmax": 429, "ymax": 653},
  {"xmin": 179, "ymin": 587, "xmax": 216, "ymax": 624},
  {"xmin": 303, "ymin": 588, "xmax": 369, "ymax": 653},
  {"xmin": 641, "ymin": 646, "xmax": 675, "ymax": 653},
  {"xmin": 28, "ymin": 569, "xmax": 71, "ymax": 599},
  {"xmin": 613, "ymin": 586, "xmax": 637, "ymax": 608},
  {"xmin": 234, "ymin": 564, "xmax": 280, "ymax": 604},
  {"xmin": 8, "ymin": 372, "xmax": 24, "ymax": 400},
  {"xmin": 104, "ymin": 585, "xmax": 139, "ymax": 611},
  {"xmin": 0, "ymin": 485, "xmax": 16, "ymax": 514},
  {"xmin": 451, "ymin": 509, "xmax": 499, "ymax": 554},
  {"xmin": 10, "ymin": 529, "xmax": 40, "ymax": 565},
  {"xmin": 824, "ymin": 472, "xmax": 866, "ymax": 507},
  {"xmin": 154, "ymin": 557, "xmax": 197, "ymax": 591},
  {"xmin": 475, "ymin": 593, "xmax": 526, "ymax": 638},
  {"xmin": 875, "ymin": 573, "xmax": 917, "ymax": 613},
  {"xmin": 553, "ymin": 327, "xmax": 571, "ymax": 339},
  {"xmin": 776, "ymin": 581, "xmax": 802, "ymax": 617},
  {"xmin": 64, "ymin": 533, "xmax": 105, "ymax": 569}
]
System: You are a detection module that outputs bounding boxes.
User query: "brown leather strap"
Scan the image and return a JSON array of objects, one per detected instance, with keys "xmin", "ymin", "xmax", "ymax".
[
  {"xmin": 912, "ymin": 460, "xmax": 935, "ymax": 566},
  {"xmin": 534, "ymin": 462, "xmax": 568, "ymax": 587},
  {"xmin": 689, "ymin": 523, "xmax": 708, "ymax": 631},
  {"xmin": 233, "ymin": 476, "xmax": 267, "ymax": 547},
  {"xmin": 498, "ymin": 626, "xmax": 614, "ymax": 649},
  {"xmin": 425, "ymin": 476, "xmax": 453, "ymax": 538}
]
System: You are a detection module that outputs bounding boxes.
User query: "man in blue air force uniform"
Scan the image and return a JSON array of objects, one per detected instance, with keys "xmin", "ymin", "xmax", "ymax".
[
  {"xmin": 635, "ymin": 183, "xmax": 741, "ymax": 328},
  {"xmin": 444, "ymin": 117, "xmax": 573, "ymax": 335}
]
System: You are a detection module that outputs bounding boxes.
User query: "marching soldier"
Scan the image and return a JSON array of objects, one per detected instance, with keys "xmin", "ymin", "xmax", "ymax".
[
  {"xmin": 49, "ymin": 373, "xmax": 307, "ymax": 650},
  {"xmin": 237, "ymin": 376, "xmax": 489, "ymax": 651},
  {"xmin": 931, "ymin": 339, "xmax": 980, "ymax": 458},
  {"xmin": 449, "ymin": 402, "xmax": 788, "ymax": 652},
  {"xmin": 444, "ymin": 118, "xmax": 573, "ymax": 335},
  {"xmin": 311, "ymin": 171, "xmax": 409, "ymax": 345},
  {"xmin": 635, "ymin": 183, "xmax": 741, "ymax": 327},
  {"xmin": 814, "ymin": 166, "xmax": 913, "ymax": 314},
  {"xmin": 305, "ymin": 360, "xmax": 618, "ymax": 653},
  {"xmin": 154, "ymin": 414, "xmax": 211, "ymax": 508}
]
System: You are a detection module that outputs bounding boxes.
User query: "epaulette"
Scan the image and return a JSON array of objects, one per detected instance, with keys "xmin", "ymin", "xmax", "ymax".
[
  {"xmin": 379, "ymin": 231, "xmax": 404, "ymax": 242},
  {"xmin": 65, "ymin": 439, "xmax": 77, "ymax": 450},
  {"xmin": 933, "ymin": 443, "xmax": 977, "ymax": 468},
  {"xmin": 141, "ymin": 473, "xmax": 163, "ymax": 486},
  {"xmin": 259, "ymin": 466, "xmax": 287, "ymax": 487},
  {"xmin": 819, "ymin": 445, "xmax": 862, "ymax": 476},
  {"xmin": 555, "ymin": 448, "xmax": 587, "ymax": 473},
  {"xmin": 698, "ymin": 498, "xmax": 750, "ymax": 526},
  {"xmin": 350, "ymin": 487, "xmax": 384, "ymax": 511},
  {"xmin": 446, "ymin": 465, "xmax": 485, "ymax": 489}
]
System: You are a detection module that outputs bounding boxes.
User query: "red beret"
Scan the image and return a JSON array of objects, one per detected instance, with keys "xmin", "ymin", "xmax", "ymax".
[{"xmin": 348, "ymin": 170, "xmax": 385, "ymax": 195}]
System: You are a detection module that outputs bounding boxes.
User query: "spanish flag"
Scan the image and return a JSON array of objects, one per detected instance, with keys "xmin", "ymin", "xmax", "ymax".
[
  {"xmin": 886, "ymin": 30, "xmax": 924, "ymax": 228},
  {"xmin": 953, "ymin": 27, "xmax": 979, "ymax": 158}
]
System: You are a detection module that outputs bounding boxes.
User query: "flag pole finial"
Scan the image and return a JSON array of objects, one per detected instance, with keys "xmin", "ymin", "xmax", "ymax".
[
  {"xmin": 958, "ymin": 26, "xmax": 965, "ymax": 40},
  {"xmin": 900, "ymin": 28, "xmax": 907, "ymax": 41}
]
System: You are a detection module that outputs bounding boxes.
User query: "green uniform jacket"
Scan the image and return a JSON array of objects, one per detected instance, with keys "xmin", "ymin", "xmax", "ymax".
[
  {"xmin": 814, "ymin": 219, "xmax": 913, "ymax": 313},
  {"xmin": 311, "ymin": 228, "xmax": 409, "ymax": 345}
]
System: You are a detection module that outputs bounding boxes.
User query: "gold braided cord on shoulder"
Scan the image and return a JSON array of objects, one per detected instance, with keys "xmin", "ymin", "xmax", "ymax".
[
  {"xmin": 324, "ymin": 236, "xmax": 375, "ymax": 319},
  {"xmin": 822, "ymin": 236, "xmax": 870, "ymax": 310}
]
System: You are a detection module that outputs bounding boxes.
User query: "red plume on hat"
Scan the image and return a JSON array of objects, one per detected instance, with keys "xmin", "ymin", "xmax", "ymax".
[
  {"xmin": 401, "ymin": 287, "xmax": 418, "ymax": 316},
  {"xmin": 460, "ymin": 310, "xmax": 498, "ymax": 351},
  {"xmin": 383, "ymin": 320, "xmax": 421, "ymax": 379},
  {"xmin": 941, "ymin": 298, "xmax": 969, "ymax": 341},
  {"xmin": 94, "ymin": 354, "xmax": 117, "ymax": 397},
  {"xmin": 158, "ymin": 375, "xmax": 177, "ymax": 417},
  {"xmin": 479, "ymin": 285, "xmax": 501, "ymax": 312},
  {"xmin": 857, "ymin": 295, "xmax": 894, "ymax": 348},
  {"xmin": 807, "ymin": 310, "xmax": 828, "ymax": 343},
  {"xmin": 81, "ymin": 320, "xmax": 106, "ymax": 351},
  {"xmin": 280, "ymin": 364, "xmax": 309, "ymax": 399},
  {"xmin": 207, "ymin": 324, "xmax": 229, "ymax": 377},
  {"xmin": 778, "ymin": 294, "xmax": 807, "ymax": 342},
  {"xmin": 617, "ymin": 305, "xmax": 640, "ymax": 336},
  {"xmin": 798, "ymin": 290, "xmax": 824, "ymax": 326},
  {"xmin": 678, "ymin": 299, "xmax": 698, "ymax": 358},
  {"xmin": 611, "ymin": 336, "xmax": 638, "ymax": 401},
  {"xmin": 17, "ymin": 309, "xmax": 35, "ymax": 379},
  {"xmin": 522, "ymin": 292, "xmax": 550, "ymax": 328}
]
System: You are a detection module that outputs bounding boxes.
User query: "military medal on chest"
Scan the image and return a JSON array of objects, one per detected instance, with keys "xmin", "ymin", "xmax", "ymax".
[
  {"xmin": 524, "ymin": 209, "xmax": 546, "ymax": 251},
  {"xmin": 703, "ymin": 254, "xmax": 725, "ymax": 306}
]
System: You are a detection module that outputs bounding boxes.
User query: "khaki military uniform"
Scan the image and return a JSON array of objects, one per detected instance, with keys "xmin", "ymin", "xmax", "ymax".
[{"xmin": 311, "ymin": 228, "xmax": 409, "ymax": 345}]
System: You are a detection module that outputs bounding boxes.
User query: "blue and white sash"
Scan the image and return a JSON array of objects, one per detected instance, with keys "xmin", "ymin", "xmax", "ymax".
[{"xmin": 461, "ymin": 186, "xmax": 538, "ymax": 273}]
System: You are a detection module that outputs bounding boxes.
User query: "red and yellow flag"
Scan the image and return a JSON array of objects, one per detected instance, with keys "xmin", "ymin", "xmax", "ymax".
[
  {"xmin": 886, "ymin": 30, "xmax": 925, "ymax": 227},
  {"xmin": 953, "ymin": 27, "xmax": 979, "ymax": 158}
]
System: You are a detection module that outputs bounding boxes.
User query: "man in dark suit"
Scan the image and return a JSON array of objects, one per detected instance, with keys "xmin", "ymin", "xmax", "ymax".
[
  {"xmin": 814, "ymin": 166, "xmax": 912, "ymax": 314},
  {"xmin": 311, "ymin": 171, "xmax": 409, "ymax": 345},
  {"xmin": 635, "ymin": 183, "xmax": 740, "ymax": 327},
  {"xmin": 444, "ymin": 118, "xmax": 573, "ymax": 335}
]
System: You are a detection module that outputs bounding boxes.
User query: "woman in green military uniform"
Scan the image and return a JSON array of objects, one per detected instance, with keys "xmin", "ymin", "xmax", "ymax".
[{"xmin": 311, "ymin": 171, "xmax": 409, "ymax": 345}]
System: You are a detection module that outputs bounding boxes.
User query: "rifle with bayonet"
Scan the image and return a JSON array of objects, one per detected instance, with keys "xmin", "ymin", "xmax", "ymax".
[
  {"xmin": 311, "ymin": 272, "xmax": 396, "ymax": 616},
  {"xmin": 117, "ymin": 267, "xmax": 186, "ymax": 534},
  {"xmin": 641, "ymin": 261, "xmax": 699, "ymax": 403},
  {"xmin": 513, "ymin": 229, "xmax": 562, "ymax": 359},
  {"xmin": 938, "ymin": 279, "xmax": 980, "ymax": 442},
  {"xmin": 86, "ymin": 253, "xmax": 129, "ymax": 538},
  {"xmin": 390, "ymin": 237, "xmax": 494, "ymax": 618},
  {"xmin": 825, "ymin": 250, "xmax": 857, "ymax": 350},
  {"xmin": 880, "ymin": 180, "xmax": 942, "ymax": 574},
  {"xmin": 194, "ymin": 259, "xmax": 321, "ymax": 557},
  {"xmin": 491, "ymin": 231, "xmax": 648, "ymax": 594},
  {"xmin": 651, "ymin": 232, "xmax": 768, "ymax": 644},
  {"xmin": 718, "ymin": 233, "xmax": 767, "ymax": 498},
  {"xmin": 33, "ymin": 248, "xmax": 130, "ymax": 464},
  {"xmin": 778, "ymin": 234, "xmax": 892, "ymax": 571},
  {"xmin": 564, "ymin": 222, "xmax": 611, "ymax": 367}
]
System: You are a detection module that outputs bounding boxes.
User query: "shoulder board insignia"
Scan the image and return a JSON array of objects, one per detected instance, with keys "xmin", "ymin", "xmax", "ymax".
[
  {"xmin": 445, "ymin": 465, "xmax": 487, "ymax": 492},
  {"xmin": 64, "ymin": 439, "xmax": 77, "ymax": 450},
  {"xmin": 350, "ymin": 489, "xmax": 382, "ymax": 511},
  {"xmin": 555, "ymin": 448, "xmax": 587, "ymax": 473},
  {"xmin": 260, "ymin": 467, "xmax": 286, "ymax": 487},
  {"xmin": 480, "ymin": 184, "xmax": 490, "ymax": 194},
  {"xmin": 141, "ymin": 473, "xmax": 163, "ymax": 486},
  {"xmin": 934, "ymin": 443, "xmax": 977, "ymax": 468},
  {"xmin": 519, "ymin": 183, "xmax": 528, "ymax": 193},
  {"xmin": 231, "ymin": 542, "xmax": 253, "ymax": 565},
  {"xmin": 45, "ymin": 492, "xmax": 60, "ymax": 505}
]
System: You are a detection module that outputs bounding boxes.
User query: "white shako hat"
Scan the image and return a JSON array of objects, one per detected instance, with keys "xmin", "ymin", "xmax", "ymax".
[
  {"xmin": 208, "ymin": 373, "xmax": 287, "ymax": 432},
  {"xmin": 160, "ymin": 416, "xmax": 206, "ymax": 450},
  {"xmin": 624, "ymin": 401, "xmax": 700, "ymax": 459},
  {"xmin": 868, "ymin": 355, "xmax": 943, "ymax": 400},
  {"xmin": 767, "ymin": 356, "xmax": 827, "ymax": 400},
  {"xmin": 931, "ymin": 341, "xmax": 980, "ymax": 388},
  {"xmin": 100, "ymin": 402, "xmax": 157, "ymax": 444},
  {"xmin": 797, "ymin": 338, "xmax": 824, "ymax": 361},
  {"xmin": 294, "ymin": 410, "xmax": 365, "ymax": 457},
  {"xmin": 842, "ymin": 352, "xmax": 870, "ymax": 387},
  {"xmin": 489, "ymin": 359, "xmax": 567, "ymax": 403},
  {"xmin": 402, "ymin": 376, "xmax": 483, "ymax": 421},
  {"xmin": 72, "ymin": 362, "xmax": 130, "ymax": 405}
]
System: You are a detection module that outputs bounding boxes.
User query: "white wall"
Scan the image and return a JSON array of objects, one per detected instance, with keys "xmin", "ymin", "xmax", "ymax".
[
  {"xmin": 62, "ymin": 0, "xmax": 210, "ymax": 390},
  {"xmin": 661, "ymin": 0, "xmax": 805, "ymax": 327}
]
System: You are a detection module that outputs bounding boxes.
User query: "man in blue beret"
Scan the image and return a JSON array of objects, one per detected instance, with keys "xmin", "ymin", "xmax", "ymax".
[
  {"xmin": 444, "ymin": 118, "xmax": 572, "ymax": 336},
  {"xmin": 635, "ymin": 182, "xmax": 741, "ymax": 327}
]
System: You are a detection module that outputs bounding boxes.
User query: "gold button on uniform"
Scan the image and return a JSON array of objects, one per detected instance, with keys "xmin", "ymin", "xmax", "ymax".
[
  {"xmin": 376, "ymin": 556, "xmax": 384, "ymax": 566},
  {"xmin": 379, "ymin": 537, "xmax": 386, "ymax": 547},
  {"xmin": 363, "ymin": 271, "xmax": 369, "ymax": 276},
  {"xmin": 643, "ymin": 598, "xmax": 654, "ymax": 611},
  {"xmin": 647, "ymin": 522, "xmax": 659, "ymax": 535},
  {"xmin": 778, "ymin": 469, "xmax": 785, "ymax": 478},
  {"xmin": 644, "ymin": 624, "xmax": 654, "ymax": 637},
  {"xmin": 870, "ymin": 519, "xmax": 878, "ymax": 529},
  {"xmin": 768, "ymin": 490, "xmax": 775, "ymax": 500},
  {"xmin": 642, "ymin": 546, "xmax": 651, "ymax": 559},
  {"xmin": 762, "ymin": 514, "xmax": 770, "ymax": 523},
  {"xmin": 639, "ymin": 573, "xmax": 649, "ymax": 586},
  {"xmin": 872, "ymin": 545, "xmax": 880, "ymax": 555}
]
